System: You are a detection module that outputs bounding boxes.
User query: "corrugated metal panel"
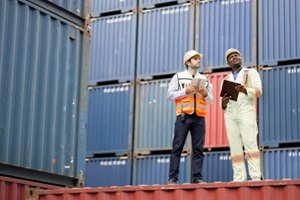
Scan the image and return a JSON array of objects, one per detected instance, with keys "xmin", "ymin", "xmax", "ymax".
[
  {"xmin": 258, "ymin": 0, "xmax": 300, "ymax": 66},
  {"xmin": 33, "ymin": 180, "xmax": 300, "ymax": 200},
  {"xmin": 134, "ymin": 79, "xmax": 191, "ymax": 153},
  {"xmin": 0, "ymin": 175, "xmax": 61, "ymax": 200},
  {"xmin": 137, "ymin": 4, "xmax": 194, "ymax": 79},
  {"xmin": 259, "ymin": 65, "xmax": 300, "ymax": 147},
  {"xmin": 86, "ymin": 84, "xmax": 134, "ymax": 156},
  {"xmin": 46, "ymin": 0, "xmax": 86, "ymax": 17},
  {"xmin": 205, "ymin": 72, "xmax": 229, "ymax": 149},
  {"xmin": 0, "ymin": 0, "xmax": 88, "ymax": 179},
  {"xmin": 132, "ymin": 154, "xmax": 191, "ymax": 185},
  {"xmin": 263, "ymin": 148, "xmax": 300, "ymax": 180},
  {"xmin": 202, "ymin": 151, "xmax": 233, "ymax": 182},
  {"xmin": 89, "ymin": 14, "xmax": 136, "ymax": 85},
  {"xmin": 139, "ymin": 0, "xmax": 190, "ymax": 8},
  {"xmin": 91, "ymin": 0, "xmax": 137, "ymax": 17},
  {"xmin": 196, "ymin": 0, "xmax": 256, "ymax": 70},
  {"xmin": 85, "ymin": 157, "xmax": 132, "ymax": 187}
]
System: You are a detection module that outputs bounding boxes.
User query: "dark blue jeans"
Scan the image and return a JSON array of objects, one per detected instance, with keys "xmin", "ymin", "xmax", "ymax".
[{"xmin": 168, "ymin": 113, "xmax": 206, "ymax": 182}]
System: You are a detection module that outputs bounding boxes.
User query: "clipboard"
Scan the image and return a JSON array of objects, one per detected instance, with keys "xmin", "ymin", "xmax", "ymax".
[{"xmin": 220, "ymin": 80, "xmax": 241, "ymax": 101}]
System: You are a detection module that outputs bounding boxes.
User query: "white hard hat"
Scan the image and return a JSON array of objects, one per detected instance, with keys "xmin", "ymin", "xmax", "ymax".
[
  {"xmin": 183, "ymin": 50, "xmax": 203, "ymax": 65},
  {"xmin": 225, "ymin": 48, "xmax": 242, "ymax": 64}
]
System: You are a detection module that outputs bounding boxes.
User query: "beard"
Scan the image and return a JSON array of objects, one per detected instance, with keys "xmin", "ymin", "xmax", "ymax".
[{"xmin": 230, "ymin": 60, "xmax": 242, "ymax": 70}]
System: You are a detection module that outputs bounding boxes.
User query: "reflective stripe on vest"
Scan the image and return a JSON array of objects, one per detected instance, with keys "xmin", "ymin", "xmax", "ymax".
[{"xmin": 175, "ymin": 96, "xmax": 206, "ymax": 117}]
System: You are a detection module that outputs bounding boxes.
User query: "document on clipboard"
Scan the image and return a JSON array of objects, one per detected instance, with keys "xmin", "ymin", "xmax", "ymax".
[
  {"xmin": 220, "ymin": 80, "xmax": 241, "ymax": 101},
  {"xmin": 191, "ymin": 78, "xmax": 207, "ymax": 88}
]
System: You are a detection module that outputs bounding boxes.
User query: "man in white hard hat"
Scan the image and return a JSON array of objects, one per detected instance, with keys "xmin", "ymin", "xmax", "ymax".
[
  {"xmin": 221, "ymin": 48, "xmax": 263, "ymax": 182},
  {"xmin": 167, "ymin": 50, "xmax": 214, "ymax": 184}
]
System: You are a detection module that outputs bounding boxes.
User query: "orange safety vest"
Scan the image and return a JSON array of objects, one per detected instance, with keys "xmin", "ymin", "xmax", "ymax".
[{"xmin": 175, "ymin": 71, "xmax": 207, "ymax": 117}]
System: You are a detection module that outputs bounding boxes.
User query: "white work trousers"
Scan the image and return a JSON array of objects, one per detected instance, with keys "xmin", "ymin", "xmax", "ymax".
[{"xmin": 224, "ymin": 102, "xmax": 262, "ymax": 181}]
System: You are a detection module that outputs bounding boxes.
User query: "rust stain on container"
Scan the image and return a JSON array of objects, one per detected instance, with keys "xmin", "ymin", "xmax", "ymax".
[
  {"xmin": 0, "ymin": 175, "xmax": 61, "ymax": 200},
  {"xmin": 33, "ymin": 180, "xmax": 300, "ymax": 200}
]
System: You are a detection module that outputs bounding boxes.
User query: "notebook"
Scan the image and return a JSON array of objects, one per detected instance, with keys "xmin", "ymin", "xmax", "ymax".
[{"xmin": 220, "ymin": 80, "xmax": 241, "ymax": 101}]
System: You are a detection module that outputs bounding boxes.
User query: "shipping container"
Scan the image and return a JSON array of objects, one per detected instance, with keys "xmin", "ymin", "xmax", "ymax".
[
  {"xmin": 258, "ymin": 0, "xmax": 300, "ymax": 66},
  {"xmin": 91, "ymin": 0, "xmax": 137, "ymax": 17},
  {"xmin": 0, "ymin": 0, "xmax": 89, "ymax": 186},
  {"xmin": 259, "ymin": 65, "xmax": 300, "ymax": 147},
  {"xmin": 262, "ymin": 148, "xmax": 300, "ymax": 180},
  {"xmin": 0, "ymin": 175, "xmax": 61, "ymax": 200},
  {"xmin": 30, "ymin": 180, "xmax": 300, "ymax": 200},
  {"xmin": 45, "ymin": 0, "xmax": 86, "ymax": 17},
  {"xmin": 202, "ymin": 151, "xmax": 233, "ymax": 182},
  {"xmin": 89, "ymin": 13, "xmax": 137, "ymax": 85},
  {"xmin": 137, "ymin": 4, "xmax": 194, "ymax": 79},
  {"xmin": 19, "ymin": 0, "xmax": 88, "ymax": 27},
  {"xmin": 86, "ymin": 84, "xmax": 134, "ymax": 156},
  {"xmin": 139, "ymin": 0, "xmax": 190, "ymax": 9},
  {"xmin": 85, "ymin": 157, "xmax": 132, "ymax": 187},
  {"xmin": 132, "ymin": 153, "xmax": 191, "ymax": 185},
  {"xmin": 205, "ymin": 72, "xmax": 229, "ymax": 149},
  {"xmin": 203, "ymin": 150, "xmax": 251, "ymax": 182},
  {"xmin": 195, "ymin": 0, "xmax": 256, "ymax": 70},
  {"xmin": 134, "ymin": 79, "xmax": 191, "ymax": 153}
]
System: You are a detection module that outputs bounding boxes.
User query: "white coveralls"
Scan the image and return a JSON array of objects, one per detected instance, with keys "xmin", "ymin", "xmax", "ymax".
[{"xmin": 220, "ymin": 67, "xmax": 262, "ymax": 181}]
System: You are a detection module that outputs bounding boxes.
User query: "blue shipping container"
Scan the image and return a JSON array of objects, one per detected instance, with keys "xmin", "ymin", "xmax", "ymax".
[
  {"xmin": 0, "ymin": 0, "xmax": 89, "ymax": 183},
  {"xmin": 263, "ymin": 148, "xmax": 300, "ymax": 180},
  {"xmin": 137, "ymin": 4, "xmax": 194, "ymax": 79},
  {"xmin": 132, "ymin": 154, "xmax": 191, "ymax": 185},
  {"xmin": 134, "ymin": 79, "xmax": 191, "ymax": 153},
  {"xmin": 202, "ymin": 151, "xmax": 233, "ymax": 182},
  {"xmin": 86, "ymin": 84, "xmax": 134, "ymax": 156},
  {"xmin": 46, "ymin": 0, "xmax": 86, "ymax": 17},
  {"xmin": 203, "ymin": 151, "xmax": 250, "ymax": 182},
  {"xmin": 259, "ymin": 65, "xmax": 300, "ymax": 147},
  {"xmin": 89, "ymin": 13, "xmax": 137, "ymax": 85},
  {"xmin": 196, "ymin": 0, "xmax": 255, "ymax": 70},
  {"xmin": 139, "ymin": 0, "xmax": 190, "ymax": 8},
  {"xmin": 91, "ymin": 0, "xmax": 137, "ymax": 17},
  {"xmin": 259, "ymin": 0, "xmax": 300, "ymax": 66},
  {"xmin": 85, "ymin": 157, "xmax": 132, "ymax": 187}
]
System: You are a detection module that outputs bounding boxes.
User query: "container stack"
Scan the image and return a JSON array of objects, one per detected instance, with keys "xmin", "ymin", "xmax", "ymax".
[
  {"xmin": 0, "ymin": 0, "xmax": 90, "ymax": 196},
  {"xmin": 85, "ymin": 0, "xmax": 138, "ymax": 187},
  {"xmin": 133, "ymin": 0, "xmax": 194, "ymax": 185},
  {"xmin": 194, "ymin": 0, "xmax": 257, "ymax": 182},
  {"xmin": 258, "ymin": 0, "xmax": 300, "ymax": 180}
]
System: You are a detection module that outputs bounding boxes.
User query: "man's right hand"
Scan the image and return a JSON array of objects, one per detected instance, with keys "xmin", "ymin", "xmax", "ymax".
[
  {"xmin": 186, "ymin": 85, "xmax": 198, "ymax": 95},
  {"xmin": 221, "ymin": 93, "xmax": 231, "ymax": 109}
]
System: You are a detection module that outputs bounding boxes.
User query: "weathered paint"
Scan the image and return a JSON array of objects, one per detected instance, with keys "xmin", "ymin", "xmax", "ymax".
[
  {"xmin": 85, "ymin": 157, "xmax": 131, "ymax": 187},
  {"xmin": 0, "ymin": 0, "xmax": 89, "ymax": 184},
  {"xmin": 258, "ymin": 0, "xmax": 300, "ymax": 65},
  {"xmin": 89, "ymin": 13, "xmax": 137, "ymax": 84},
  {"xmin": 259, "ymin": 65, "xmax": 300, "ymax": 147},
  {"xmin": 132, "ymin": 154, "xmax": 191, "ymax": 185},
  {"xmin": 263, "ymin": 148, "xmax": 300, "ymax": 180},
  {"xmin": 32, "ymin": 180, "xmax": 300, "ymax": 200},
  {"xmin": 195, "ymin": 0, "xmax": 256, "ymax": 70},
  {"xmin": 137, "ymin": 4, "xmax": 194, "ymax": 79},
  {"xmin": 86, "ymin": 84, "xmax": 134, "ymax": 156}
]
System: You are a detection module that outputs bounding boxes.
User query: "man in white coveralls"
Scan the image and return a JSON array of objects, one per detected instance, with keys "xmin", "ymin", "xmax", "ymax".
[{"xmin": 221, "ymin": 48, "xmax": 263, "ymax": 181}]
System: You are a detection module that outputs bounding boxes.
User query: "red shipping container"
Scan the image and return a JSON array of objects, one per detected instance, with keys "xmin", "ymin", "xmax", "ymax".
[
  {"xmin": 31, "ymin": 180, "xmax": 300, "ymax": 200},
  {"xmin": 205, "ymin": 72, "xmax": 230, "ymax": 149},
  {"xmin": 0, "ymin": 175, "xmax": 61, "ymax": 200}
]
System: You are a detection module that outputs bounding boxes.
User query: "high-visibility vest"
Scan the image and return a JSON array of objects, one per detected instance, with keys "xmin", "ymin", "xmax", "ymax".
[{"xmin": 175, "ymin": 71, "xmax": 207, "ymax": 117}]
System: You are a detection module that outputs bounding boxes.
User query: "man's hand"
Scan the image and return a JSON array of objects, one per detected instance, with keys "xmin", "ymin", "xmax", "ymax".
[
  {"xmin": 221, "ymin": 93, "xmax": 231, "ymax": 109},
  {"xmin": 235, "ymin": 85, "xmax": 247, "ymax": 94},
  {"xmin": 186, "ymin": 85, "xmax": 198, "ymax": 95},
  {"xmin": 197, "ymin": 88, "xmax": 208, "ymax": 97}
]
